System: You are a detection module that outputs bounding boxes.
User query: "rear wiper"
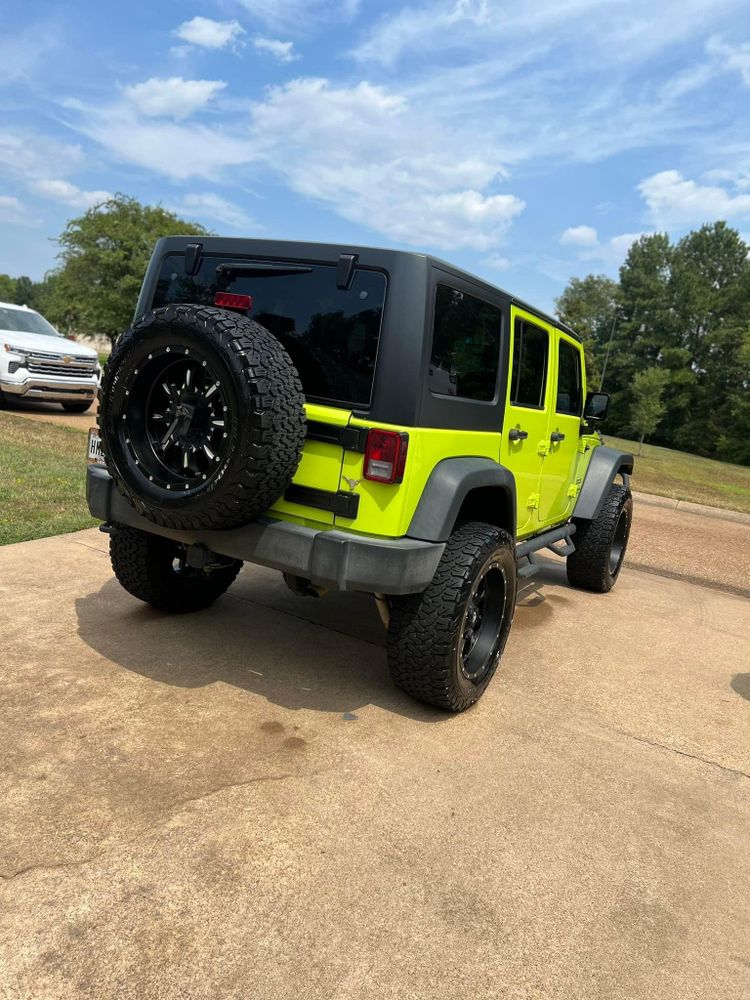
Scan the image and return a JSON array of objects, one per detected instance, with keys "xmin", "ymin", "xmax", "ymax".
[{"xmin": 216, "ymin": 262, "xmax": 313, "ymax": 280}]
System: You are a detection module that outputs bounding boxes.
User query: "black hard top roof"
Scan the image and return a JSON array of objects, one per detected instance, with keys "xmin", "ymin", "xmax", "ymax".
[{"xmin": 155, "ymin": 235, "xmax": 580, "ymax": 342}]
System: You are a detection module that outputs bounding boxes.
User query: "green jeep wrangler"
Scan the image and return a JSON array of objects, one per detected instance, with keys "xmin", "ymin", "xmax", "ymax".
[{"xmin": 88, "ymin": 237, "xmax": 634, "ymax": 712}]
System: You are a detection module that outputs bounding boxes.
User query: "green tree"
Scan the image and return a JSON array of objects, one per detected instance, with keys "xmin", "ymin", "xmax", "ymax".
[
  {"xmin": 557, "ymin": 224, "xmax": 750, "ymax": 464},
  {"xmin": 49, "ymin": 194, "xmax": 210, "ymax": 345},
  {"xmin": 13, "ymin": 275, "xmax": 37, "ymax": 307},
  {"xmin": 0, "ymin": 273, "xmax": 15, "ymax": 302},
  {"xmin": 630, "ymin": 367, "xmax": 668, "ymax": 454},
  {"xmin": 605, "ymin": 233, "xmax": 676, "ymax": 435},
  {"xmin": 554, "ymin": 274, "xmax": 619, "ymax": 387},
  {"xmin": 668, "ymin": 223, "xmax": 750, "ymax": 455}
]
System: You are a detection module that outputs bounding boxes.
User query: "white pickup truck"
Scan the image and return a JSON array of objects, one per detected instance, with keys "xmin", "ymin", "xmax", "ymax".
[{"xmin": 0, "ymin": 301, "xmax": 100, "ymax": 412}]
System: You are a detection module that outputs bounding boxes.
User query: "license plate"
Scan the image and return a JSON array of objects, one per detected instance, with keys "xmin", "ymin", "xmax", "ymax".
[{"xmin": 87, "ymin": 427, "xmax": 104, "ymax": 465}]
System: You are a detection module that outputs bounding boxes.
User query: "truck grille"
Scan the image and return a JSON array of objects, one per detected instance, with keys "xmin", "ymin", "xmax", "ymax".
[{"xmin": 27, "ymin": 351, "xmax": 97, "ymax": 378}]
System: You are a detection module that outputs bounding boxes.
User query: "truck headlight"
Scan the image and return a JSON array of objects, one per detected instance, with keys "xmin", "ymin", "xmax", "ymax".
[{"xmin": 3, "ymin": 343, "xmax": 29, "ymax": 366}]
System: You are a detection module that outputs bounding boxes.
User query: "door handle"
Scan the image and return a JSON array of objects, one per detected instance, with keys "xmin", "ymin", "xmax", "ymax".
[
  {"xmin": 508, "ymin": 428, "xmax": 528, "ymax": 441},
  {"xmin": 550, "ymin": 431, "xmax": 566, "ymax": 443}
]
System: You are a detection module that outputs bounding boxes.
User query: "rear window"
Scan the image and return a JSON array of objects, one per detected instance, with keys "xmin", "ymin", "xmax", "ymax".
[
  {"xmin": 510, "ymin": 319, "xmax": 548, "ymax": 408},
  {"xmin": 556, "ymin": 339, "xmax": 582, "ymax": 415},
  {"xmin": 428, "ymin": 284, "xmax": 501, "ymax": 401},
  {"xmin": 151, "ymin": 254, "xmax": 387, "ymax": 408}
]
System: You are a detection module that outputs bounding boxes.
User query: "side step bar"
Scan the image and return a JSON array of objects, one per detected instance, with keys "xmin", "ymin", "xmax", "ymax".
[{"xmin": 516, "ymin": 523, "xmax": 576, "ymax": 578}]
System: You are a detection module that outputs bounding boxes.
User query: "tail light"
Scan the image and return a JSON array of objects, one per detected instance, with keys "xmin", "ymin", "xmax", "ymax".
[{"xmin": 363, "ymin": 429, "xmax": 408, "ymax": 484}]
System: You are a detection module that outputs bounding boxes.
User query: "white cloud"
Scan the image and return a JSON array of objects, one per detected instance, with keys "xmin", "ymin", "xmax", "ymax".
[
  {"xmin": 174, "ymin": 17, "xmax": 244, "ymax": 50},
  {"xmin": 171, "ymin": 192, "xmax": 257, "ymax": 230},
  {"xmin": 236, "ymin": 0, "xmax": 359, "ymax": 33},
  {"xmin": 0, "ymin": 130, "xmax": 83, "ymax": 180},
  {"xmin": 253, "ymin": 37, "xmax": 297, "ymax": 62},
  {"xmin": 706, "ymin": 36, "xmax": 750, "ymax": 85},
  {"xmin": 353, "ymin": 0, "xmax": 492, "ymax": 66},
  {"xmin": 0, "ymin": 22, "xmax": 59, "ymax": 87},
  {"xmin": 483, "ymin": 253, "xmax": 511, "ymax": 270},
  {"xmin": 559, "ymin": 225, "xmax": 644, "ymax": 268},
  {"xmin": 560, "ymin": 225, "xmax": 599, "ymax": 247},
  {"xmin": 123, "ymin": 77, "xmax": 227, "ymax": 120},
  {"xmin": 638, "ymin": 170, "xmax": 750, "ymax": 227},
  {"xmin": 0, "ymin": 195, "xmax": 40, "ymax": 227},
  {"xmin": 72, "ymin": 114, "xmax": 258, "ymax": 180},
  {"xmin": 31, "ymin": 178, "xmax": 111, "ymax": 209},
  {"xmin": 65, "ymin": 74, "xmax": 523, "ymax": 248},
  {"xmin": 249, "ymin": 77, "xmax": 523, "ymax": 249},
  {"xmin": 354, "ymin": 0, "xmax": 744, "ymax": 68}
]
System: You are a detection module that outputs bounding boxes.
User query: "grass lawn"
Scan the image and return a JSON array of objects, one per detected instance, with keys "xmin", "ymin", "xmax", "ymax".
[
  {"xmin": 0, "ymin": 412, "xmax": 96, "ymax": 545},
  {"xmin": 604, "ymin": 434, "xmax": 750, "ymax": 515}
]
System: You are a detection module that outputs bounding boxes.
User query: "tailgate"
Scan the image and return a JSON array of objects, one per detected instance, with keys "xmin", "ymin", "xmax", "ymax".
[{"xmin": 269, "ymin": 403, "xmax": 352, "ymax": 526}]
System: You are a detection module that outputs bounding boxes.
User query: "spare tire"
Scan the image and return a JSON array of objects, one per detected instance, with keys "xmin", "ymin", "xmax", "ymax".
[{"xmin": 99, "ymin": 303, "xmax": 306, "ymax": 530}]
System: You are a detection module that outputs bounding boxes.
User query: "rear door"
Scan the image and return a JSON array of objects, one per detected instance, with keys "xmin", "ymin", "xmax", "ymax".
[
  {"xmin": 499, "ymin": 307, "xmax": 553, "ymax": 537},
  {"xmin": 538, "ymin": 332, "xmax": 585, "ymax": 527}
]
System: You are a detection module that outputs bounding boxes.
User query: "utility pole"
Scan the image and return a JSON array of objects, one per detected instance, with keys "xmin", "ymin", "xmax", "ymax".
[{"xmin": 599, "ymin": 312, "xmax": 618, "ymax": 391}]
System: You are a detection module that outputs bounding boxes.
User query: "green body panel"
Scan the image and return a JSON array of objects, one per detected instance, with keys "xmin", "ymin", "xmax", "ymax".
[
  {"xmin": 337, "ymin": 421, "xmax": 500, "ymax": 538},
  {"xmin": 267, "ymin": 318, "xmax": 600, "ymax": 541}
]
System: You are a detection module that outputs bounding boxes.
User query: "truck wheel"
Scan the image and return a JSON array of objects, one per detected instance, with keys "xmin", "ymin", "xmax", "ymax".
[
  {"xmin": 99, "ymin": 304, "xmax": 306, "ymax": 531},
  {"xmin": 567, "ymin": 484, "xmax": 632, "ymax": 593},
  {"xmin": 62, "ymin": 401, "xmax": 92, "ymax": 413},
  {"xmin": 109, "ymin": 523, "xmax": 242, "ymax": 613},
  {"xmin": 387, "ymin": 521, "xmax": 517, "ymax": 712}
]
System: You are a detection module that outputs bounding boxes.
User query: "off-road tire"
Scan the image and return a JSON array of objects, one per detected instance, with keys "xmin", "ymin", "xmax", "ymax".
[
  {"xmin": 567, "ymin": 484, "xmax": 632, "ymax": 593},
  {"xmin": 109, "ymin": 523, "xmax": 242, "ymax": 613},
  {"xmin": 62, "ymin": 401, "xmax": 92, "ymax": 413},
  {"xmin": 387, "ymin": 521, "xmax": 517, "ymax": 712},
  {"xmin": 98, "ymin": 304, "xmax": 306, "ymax": 531}
]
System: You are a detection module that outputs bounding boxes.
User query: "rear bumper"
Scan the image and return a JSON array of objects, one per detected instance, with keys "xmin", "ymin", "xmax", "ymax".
[
  {"xmin": 87, "ymin": 466, "xmax": 444, "ymax": 595},
  {"xmin": 1, "ymin": 373, "xmax": 97, "ymax": 403}
]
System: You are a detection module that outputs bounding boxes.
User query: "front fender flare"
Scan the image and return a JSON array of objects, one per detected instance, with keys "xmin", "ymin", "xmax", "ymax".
[
  {"xmin": 406, "ymin": 457, "xmax": 516, "ymax": 543},
  {"xmin": 573, "ymin": 446, "xmax": 634, "ymax": 521}
]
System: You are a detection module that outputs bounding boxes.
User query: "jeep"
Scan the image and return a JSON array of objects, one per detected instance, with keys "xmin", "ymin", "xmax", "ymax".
[{"xmin": 87, "ymin": 237, "xmax": 634, "ymax": 712}]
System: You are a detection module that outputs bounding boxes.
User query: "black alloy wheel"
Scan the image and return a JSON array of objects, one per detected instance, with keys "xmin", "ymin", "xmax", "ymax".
[
  {"xmin": 459, "ymin": 557, "xmax": 508, "ymax": 685},
  {"xmin": 123, "ymin": 348, "xmax": 231, "ymax": 492},
  {"xmin": 608, "ymin": 506, "xmax": 629, "ymax": 577}
]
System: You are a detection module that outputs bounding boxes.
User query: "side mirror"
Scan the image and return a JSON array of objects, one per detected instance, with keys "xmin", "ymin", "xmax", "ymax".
[{"xmin": 583, "ymin": 391, "xmax": 609, "ymax": 422}]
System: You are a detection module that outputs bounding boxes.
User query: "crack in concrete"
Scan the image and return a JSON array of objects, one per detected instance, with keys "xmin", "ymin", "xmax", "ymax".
[
  {"xmin": 503, "ymin": 681, "xmax": 749, "ymax": 780},
  {"xmin": 0, "ymin": 770, "xmax": 308, "ymax": 884},
  {"xmin": 69, "ymin": 537, "xmax": 109, "ymax": 555},
  {"xmin": 627, "ymin": 560, "xmax": 750, "ymax": 600},
  {"xmin": 613, "ymin": 728, "xmax": 750, "ymax": 780}
]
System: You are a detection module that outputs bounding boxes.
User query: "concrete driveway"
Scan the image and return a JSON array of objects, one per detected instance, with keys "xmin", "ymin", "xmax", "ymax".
[{"xmin": 1, "ymin": 528, "xmax": 748, "ymax": 1000}]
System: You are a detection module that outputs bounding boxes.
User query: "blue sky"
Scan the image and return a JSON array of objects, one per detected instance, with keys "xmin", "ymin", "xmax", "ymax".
[{"xmin": 1, "ymin": 0, "xmax": 749, "ymax": 312}]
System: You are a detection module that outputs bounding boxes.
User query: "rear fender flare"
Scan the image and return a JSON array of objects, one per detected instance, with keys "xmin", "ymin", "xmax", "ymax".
[{"xmin": 406, "ymin": 457, "xmax": 516, "ymax": 543}]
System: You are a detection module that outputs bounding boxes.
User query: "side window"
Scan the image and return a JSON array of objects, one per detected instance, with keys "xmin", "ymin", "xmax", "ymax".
[
  {"xmin": 556, "ymin": 339, "xmax": 582, "ymax": 415},
  {"xmin": 510, "ymin": 319, "xmax": 548, "ymax": 408},
  {"xmin": 428, "ymin": 284, "xmax": 501, "ymax": 402}
]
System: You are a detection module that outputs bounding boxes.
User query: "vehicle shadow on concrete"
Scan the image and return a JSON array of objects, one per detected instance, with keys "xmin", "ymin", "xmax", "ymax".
[
  {"xmin": 74, "ymin": 560, "xmax": 563, "ymax": 722},
  {"xmin": 730, "ymin": 673, "xmax": 750, "ymax": 701}
]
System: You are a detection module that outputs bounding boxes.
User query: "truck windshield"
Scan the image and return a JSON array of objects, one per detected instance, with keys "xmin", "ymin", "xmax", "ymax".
[
  {"xmin": 0, "ymin": 307, "xmax": 62, "ymax": 337},
  {"xmin": 151, "ymin": 254, "xmax": 387, "ymax": 408}
]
